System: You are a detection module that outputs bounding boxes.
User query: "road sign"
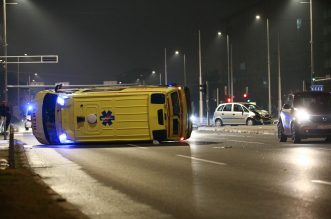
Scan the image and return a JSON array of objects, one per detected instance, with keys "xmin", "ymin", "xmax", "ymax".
[
  {"xmin": 311, "ymin": 85, "xmax": 324, "ymax": 91},
  {"xmin": 0, "ymin": 55, "xmax": 58, "ymax": 64}
]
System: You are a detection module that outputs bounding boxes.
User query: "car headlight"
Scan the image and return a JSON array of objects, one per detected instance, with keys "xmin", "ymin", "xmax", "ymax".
[
  {"xmin": 190, "ymin": 115, "xmax": 196, "ymax": 122},
  {"xmin": 295, "ymin": 109, "xmax": 310, "ymax": 122}
]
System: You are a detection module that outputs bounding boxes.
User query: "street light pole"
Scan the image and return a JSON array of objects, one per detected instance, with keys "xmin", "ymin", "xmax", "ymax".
[
  {"xmin": 3, "ymin": 0, "xmax": 8, "ymax": 104},
  {"xmin": 164, "ymin": 48, "xmax": 167, "ymax": 85},
  {"xmin": 227, "ymin": 34, "xmax": 230, "ymax": 101},
  {"xmin": 217, "ymin": 32, "xmax": 231, "ymax": 101},
  {"xmin": 17, "ymin": 57, "xmax": 19, "ymax": 107},
  {"xmin": 299, "ymin": 0, "xmax": 314, "ymax": 84},
  {"xmin": 175, "ymin": 51, "xmax": 187, "ymax": 86},
  {"xmin": 256, "ymin": 15, "xmax": 272, "ymax": 114},
  {"xmin": 183, "ymin": 53, "xmax": 186, "ymax": 86},
  {"xmin": 277, "ymin": 32, "xmax": 282, "ymax": 114},
  {"xmin": 198, "ymin": 30, "xmax": 203, "ymax": 125},
  {"xmin": 310, "ymin": 0, "xmax": 314, "ymax": 84},
  {"xmin": 230, "ymin": 43, "xmax": 234, "ymax": 102},
  {"xmin": 28, "ymin": 74, "xmax": 31, "ymax": 102},
  {"xmin": 267, "ymin": 18, "xmax": 272, "ymax": 114}
]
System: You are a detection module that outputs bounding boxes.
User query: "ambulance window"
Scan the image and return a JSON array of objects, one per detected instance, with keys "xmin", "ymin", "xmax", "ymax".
[
  {"xmin": 173, "ymin": 119, "xmax": 179, "ymax": 135},
  {"xmin": 171, "ymin": 92, "xmax": 180, "ymax": 117},
  {"xmin": 151, "ymin": 93, "xmax": 165, "ymax": 104}
]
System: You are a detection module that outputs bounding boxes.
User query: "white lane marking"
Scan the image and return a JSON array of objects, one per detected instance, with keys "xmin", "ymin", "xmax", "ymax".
[
  {"xmin": 213, "ymin": 146, "xmax": 232, "ymax": 149},
  {"xmin": 311, "ymin": 180, "xmax": 331, "ymax": 186},
  {"xmin": 127, "ymin": 144, "xmax": 148, "ymax": 149},
  {"xmin": 176, "ymin": 154, "xmax": 227, "ymax": 166},
  {"xmin": 226, "ymin": 140, "xmax": 265, "ymax": 145}
]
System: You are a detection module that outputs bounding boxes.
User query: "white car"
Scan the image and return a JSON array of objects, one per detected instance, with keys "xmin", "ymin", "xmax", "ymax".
[
  {"xmin": 24, "ymin": 104, "xmax": 33, "ymax": 131},
  {"xmin": 213, "ymin": 102, "xmax": 260, "ymax": 126}
]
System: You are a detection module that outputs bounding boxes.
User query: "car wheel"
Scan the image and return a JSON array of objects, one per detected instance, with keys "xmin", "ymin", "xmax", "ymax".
[
  {"xmin": 277, "ymin": 120, "xmax": 287, "ymax": 142},
  {"xmin": 246, "ymin": 119, "xmax": 254, "ymax": 126},
  {"xmin": 325, "ymin": 137, "xmax": 331, "ymax": 142},
  {"xmin": 215, "ymin": 119, "xmax": 223, "ymax": 127},
  {"xmin": 291, "ymin": 123, "xmax": 301, "ymax": 143},
  {"xmin": 25, "ymin": 127, "xmax": 29, "ymax": 131}
]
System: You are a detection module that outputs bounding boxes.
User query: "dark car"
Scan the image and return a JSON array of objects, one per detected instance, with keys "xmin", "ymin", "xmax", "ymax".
[
  {"xmin": 242, "ymin": 103, "xmax": 272, "ymax": 124},
  {"xmin": 277, "ymin": 91, "xmax": 331, "ymax": 143}
]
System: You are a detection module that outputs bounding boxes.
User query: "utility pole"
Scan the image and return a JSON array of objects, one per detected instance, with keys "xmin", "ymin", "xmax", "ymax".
[
  {"xmin": 206, "ymin": 81, "xmax": 210, "ymax": 126},
  {"xmin": 230, "ymin": 43, "xmax": 234, "ymax": 102},
  {"xmin": 310, "ymin": 0, "xmax": 314, "ymax": 85},
  {"xmin": 227, "ymin": 34, "xmax": 230, "ymax": 102},
  {"xmin": 267, "ymin": 18, "xmax": 271, "ymax": 115},
  {"xmin": 198, "ymin": 30, "xmax": 203, "ymax": 125},
  {"xmin": 277, "ymin": 33, "xmax": 282, "ymax": 114},
  {"xmin": 3, "ymin": 0, "xmax": 8, "ymax": 104},
  {"xmin": 183, "ymin": 53, "xmax": 186, "ymax": 86},
  {"xmin": 164, "ymin": 48, "xmax": 167, "ymax": 85}
]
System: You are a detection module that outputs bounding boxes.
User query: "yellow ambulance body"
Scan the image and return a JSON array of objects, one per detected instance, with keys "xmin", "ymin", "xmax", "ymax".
[{"xmin": 32, "ymin": 85, "xmax": 192, "ymax": 144}]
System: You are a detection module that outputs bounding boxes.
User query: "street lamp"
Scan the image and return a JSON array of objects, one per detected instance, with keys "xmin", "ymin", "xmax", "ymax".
[
  {"xmin": 217, "ymin": 31, "xmax": 231, "ymax": 102},
  {"xmin": 28, "ymin": 73, "xmax": 38, "ymax": 101},
  {"xmin": 164, "ymin": 48, "xmax": 167, "ymax": 85},
  {"xmin": 198, "ymin": 30, "xmax": 203, "ymax": 125},
  {"xmin": 256, "ymin": 14, "xmax": 272, "ymax": 114},
  {"xmin": 17, "ymin": 53, "xmax": 28, "ymax": 108},
  {"xmin": 299, "ymin": 0, "xmax": 314, "ymax": 84},
  {"xmin": 2, "ymin": 0, "xmax": 18, "ymax": 104},
  {"xmin": 174, "ymin": 50, "xmax": 187, "ymax": 86},
  {"xmin": 152, "ymin": 70, "xmax": 161, "ymax": 85}
]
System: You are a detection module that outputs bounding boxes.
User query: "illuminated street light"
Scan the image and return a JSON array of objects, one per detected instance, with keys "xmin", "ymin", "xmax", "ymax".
[
  {"xmin": 164, "ymin": 48, "xmax": 167, "ymax": 85},
  {"xmin": 217, "ymin": 31, "xmax": 232, "ymax": 102},
  {"xmin": 152, "ymin": 70, "xmax": 161, "ymax": 85},
  {"xmin": 299, "ymin": 0, "xmax": 314, "ymax": 84},
  {"xmin": 17, "ymin": 53, "xmax": 28, "ymax": 108},
  {"xmin": 174, "ymin": 50, "xmax": 187, "ymax": 86},
  {"xmin": 256, "ymin": 14, "xmax": 272, "ymax": 114},
  {"xmin": 198, "ymin": 30, "xmax": 203, "ymax": 124},
  {"xmin": 2, "ymin": 0, "xmax": 18, "ymax": 104}
]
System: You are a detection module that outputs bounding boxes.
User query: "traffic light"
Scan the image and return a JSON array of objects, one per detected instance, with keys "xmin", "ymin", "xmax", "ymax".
[
  {"xmin": 243, "ymin": 93, "xmax": 247, "ymax": 98},
  {"xmin": 227, "ymin": 97, "xmax": 231, "ymax": 102},
  {"xmin": 312, "ymin": 72, "xmax": 316, "ymax": 82},
  {"xmin": 199, "ymin": 83, "xmax": 207, "ymax": 93}
]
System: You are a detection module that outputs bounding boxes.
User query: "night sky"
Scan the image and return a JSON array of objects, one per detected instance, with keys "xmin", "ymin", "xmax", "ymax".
[
  {"xmin": 6, "ymin": 0, "xmax": 261, "ymax": 85},
  {"xmin": 6, "ymin": 0, "xmax": 329, "ymax": 114}
]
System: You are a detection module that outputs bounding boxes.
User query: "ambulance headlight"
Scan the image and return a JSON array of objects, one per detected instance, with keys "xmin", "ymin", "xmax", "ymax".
[
  {"xmin": 57, "ymin": 95, "xmax": 68, "ymax": 107},
  {"xmin": 59, "ymin": 133, "xmax": 73, "ymax": 144},
  {"xmin": 59, "ymin": 133, "xmax": 67, "ymax": 143}
]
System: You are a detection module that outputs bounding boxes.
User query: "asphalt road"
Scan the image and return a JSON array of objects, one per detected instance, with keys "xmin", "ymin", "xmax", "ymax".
[{"xmin": 16, "ymin": 129, "xmax": 331, "ymax": 219}]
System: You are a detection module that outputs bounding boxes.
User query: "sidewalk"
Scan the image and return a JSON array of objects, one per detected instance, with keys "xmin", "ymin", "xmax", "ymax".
[
  {"xmin": 197, "ymin": 124, "xmax": 277, "ymax": 135},
  {"xmin": 0, "ymin": 135, "xmax": 88, "ymax": 219}
]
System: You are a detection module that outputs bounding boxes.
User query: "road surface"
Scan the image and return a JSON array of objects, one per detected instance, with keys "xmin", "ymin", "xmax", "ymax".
[{"xmin": 16, "ymin": 128, "xmax": 331, "ymax": 219}]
